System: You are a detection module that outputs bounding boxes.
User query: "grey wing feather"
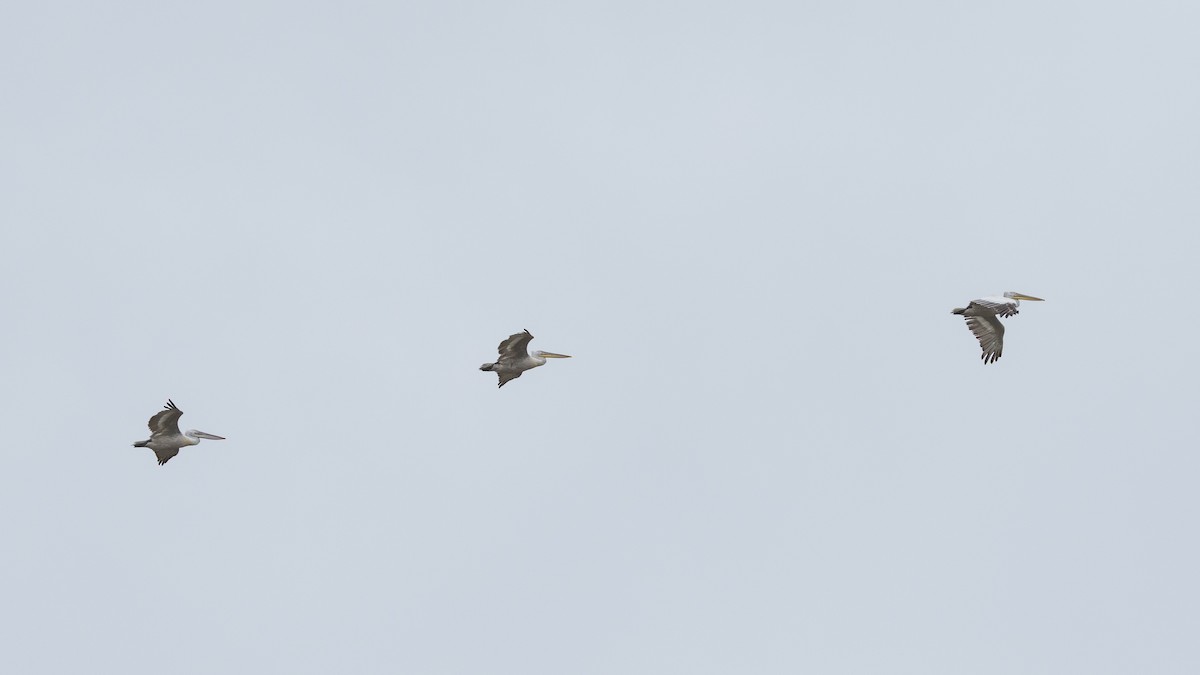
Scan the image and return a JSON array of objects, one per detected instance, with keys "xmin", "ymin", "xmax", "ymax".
[
  {"xmin": 496, "ymin": 371, "xmax": 523, "ymax": 388},
  {"xmin": 497, "ymin": 330, "xmax": 534, "ymax": 361},
  {"xmin": 153, "ymin": 447, "xmax": 180, "ymax": 465},
  {"xmin": 147, "ymin": 399, "xmax": 183, "ymax": 438},
  {"xmin": 964, "ymin": 315, "xmax": 1005, "ymax": 364},
  {"xmin": 969, "ymin": 299, "xmax": 1018, "ymax": 318}
]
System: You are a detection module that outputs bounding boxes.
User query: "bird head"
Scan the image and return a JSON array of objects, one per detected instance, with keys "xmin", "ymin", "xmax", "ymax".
[{"xmin": 186, "ymin": 430, "xmax": 226, "ymax": 441}]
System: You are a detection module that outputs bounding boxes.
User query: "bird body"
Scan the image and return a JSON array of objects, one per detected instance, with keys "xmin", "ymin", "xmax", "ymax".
[
  {"xmin": 132, "ymin": 399, "xmax": 225, "ymax": 465},
  {"xmin": 952, "ymin": 292, "xmax": 1044, "ymax": 364},
  {"xmin": 480, "ymin": 330, "xmax": 571, "ymax": 387}
]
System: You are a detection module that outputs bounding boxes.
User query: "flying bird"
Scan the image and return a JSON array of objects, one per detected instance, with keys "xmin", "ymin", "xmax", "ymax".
[
  {"xmin": 952, "ymin": 292, "xmax": 1045, "ymax": 364},
  {"xmin": 132, "ymin": 399, "xmax": 226, "ymax": 465},
  {"xmin": 480, "ymin": 329, "xmax": 571, "ymax": 387}
]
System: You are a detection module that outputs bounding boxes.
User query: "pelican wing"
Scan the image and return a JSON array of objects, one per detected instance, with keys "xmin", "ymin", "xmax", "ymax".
[
  {"xmin": 153, "ymin": 447, "xmax": 180, "ymax": 466},
  {"xmin": 496, "ymin": 330, "xmax": 534, "ymax": 363},
  {"xmin": 147, "ymin": 399, "xmax": 183, "ymax": 438},
  {"xmin": 969, "ymin": 297, "xmax": 1019, "ymax": 318},
  {"xmin": 496, "ymin": 370, "xmax": 524, "ymax": 388},
  {"xmin": 964, "ymin": 314, "xmax": 1005, "ymax": 364}
]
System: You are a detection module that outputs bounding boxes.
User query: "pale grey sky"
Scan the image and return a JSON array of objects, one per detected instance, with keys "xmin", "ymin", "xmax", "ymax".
[{"xmin": 2, "ymin": 1, "xmax": 1198, "ymax": 673}]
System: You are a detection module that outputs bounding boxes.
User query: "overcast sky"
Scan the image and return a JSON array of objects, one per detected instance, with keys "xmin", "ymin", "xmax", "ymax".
[{"xmin": 2, "ymin": 1, "xmax": 1199, "ymax": 673}]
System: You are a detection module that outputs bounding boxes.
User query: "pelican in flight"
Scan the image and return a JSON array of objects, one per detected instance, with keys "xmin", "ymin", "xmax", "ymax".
[
  {"xmin": 480, "ymin": 329, "xmax": 571, "ymax": 387},
  {"xmin": 132, "ymin": 399, "xmax": 225, "ymax": 465},
  {"xmin": 952, "ymin": 292, "xmax": 1045, "ymax": 364}
]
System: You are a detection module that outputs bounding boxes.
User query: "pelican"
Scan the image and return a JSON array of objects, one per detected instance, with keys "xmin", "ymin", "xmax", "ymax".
[
  {"xmin": 952, "ymin": 292, "xmax": 1045, "ymax": 364},
  {"xmin": 132, "ymin": 399, "xmax": 225, "ymax": 465},
  {"xmin": 480, "ymin": 329, "xmax": 571, "ymax": 387}
]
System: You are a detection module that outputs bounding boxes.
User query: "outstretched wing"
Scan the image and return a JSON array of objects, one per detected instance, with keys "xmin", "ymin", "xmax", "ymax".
[
  {"xmin": 496, "ymin": 370, "xmax": 523, "ymax": 388},
  {"xmin": 153, "ymin": 447, "xmax": 180, "ymax": 465},
  {"xmin": 147, "ymin": 400, "xmax": 183, "ymax": 439},
  {"xmin": 969, "ymin": 297, "xmax": 1019, "ymax": 318},
  {"xmin": 496, "ymin": 330, "xmax": 534, "ymax": 364},
  {"xmin": 963, "ymin": 314, "xmax": 1005, "ymax": 364}
]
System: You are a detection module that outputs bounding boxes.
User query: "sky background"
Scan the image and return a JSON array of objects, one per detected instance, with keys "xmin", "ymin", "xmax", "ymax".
[{"xmin": 2, "ymin": 1, "xmax": 1198, "ymax": 673}]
